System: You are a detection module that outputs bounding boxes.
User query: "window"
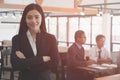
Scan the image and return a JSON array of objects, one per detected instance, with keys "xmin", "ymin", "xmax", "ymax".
[
  {"xmin": 46, "ymin": 17, "xmax": 57, "ymax": 37},
  {"xmin": 79, "ymin": 17, "xmax": 91, "ymax": 49},
  {"xmin": 92, "ymin": 16, "xmax": 102, "ymax": 44},
  {"xmin": 112, "ymin": 16, "xmax": 120, "ymax": 51},
  {"xmin": 0, "ymin": 24, "xmax": 19, "ymax": 41},
  {"xmin": 58, "ymin": 17, "xmax": 67, "ymax": 46},
  {"xmin": 69, "ymin": 17, "xmax": 79, "ymax": 42}
]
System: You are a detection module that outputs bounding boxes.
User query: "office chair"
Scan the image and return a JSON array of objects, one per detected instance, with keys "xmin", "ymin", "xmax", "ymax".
[
  {"xmin": 1, "ymin": 47, "xmax": 13, "ymax": 80},
  {"xmin": 0, "ymin": 40, "xmax": 18, "ymax": 80}
]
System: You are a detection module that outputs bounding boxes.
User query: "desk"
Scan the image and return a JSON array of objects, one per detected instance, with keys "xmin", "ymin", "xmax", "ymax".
[
  {"xmin": 76, "ymin": 64, "xmax": 117, "ymax": 78},
  {"xmin": 95, "ymin": 74, "xmax": 120, "ymax": 80}
]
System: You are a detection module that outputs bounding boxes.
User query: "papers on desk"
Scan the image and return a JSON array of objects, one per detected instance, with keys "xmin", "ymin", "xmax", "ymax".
[
  {"xmin": 88, "ymin": 64, "xmax": 117, "ymax": 70},
  {"xmin": 101, "ymin": 63, "xmax": 117, "ymax": 68},
  {"xmin": 89, "ymin": 64, "xmax": 108, "ymax": 69}
]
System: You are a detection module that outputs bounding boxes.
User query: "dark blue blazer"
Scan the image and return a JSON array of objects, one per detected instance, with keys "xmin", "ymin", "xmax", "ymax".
[{"xmin": 11, "ymin": 32, "xmax": 59, "ymax": 80}]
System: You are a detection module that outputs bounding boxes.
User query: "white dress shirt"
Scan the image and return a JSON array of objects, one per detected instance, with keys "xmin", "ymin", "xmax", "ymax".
[
  {"xmin": 89, "ymin": 46, "xmax": 111, "ymax": 62},
  {"xmin": 26, "ymin": 30, "xmax": 37, "ymax": 56}
]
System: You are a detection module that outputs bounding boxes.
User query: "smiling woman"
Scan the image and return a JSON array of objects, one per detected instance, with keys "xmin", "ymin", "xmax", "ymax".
[
  {"xmin": 11, "ymin": 3, "xmax": 60, "ymax": 80},
  {"xmin": 26, "ymin": 9, "xmax": 42, "ymax": 34}
]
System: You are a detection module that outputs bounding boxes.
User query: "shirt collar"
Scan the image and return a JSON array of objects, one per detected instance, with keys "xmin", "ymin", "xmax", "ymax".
[
  {"xmin": 26, "ymin": 30, "xmax": 36, "ymax": 42},
  {"xmin": 75, "ymin": 42, "xmax": 82, "ymax": 49},
  {"xmin": 96, "ymin": 46, "xmax": 103, "ymax": 52}
]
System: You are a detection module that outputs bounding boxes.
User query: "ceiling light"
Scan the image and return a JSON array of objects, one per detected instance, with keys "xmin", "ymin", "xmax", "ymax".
[
  {"xmin": 80, "ymin": 12, "xmax": 85, "ymax": 15},
  {"xmin": 80, "ymin": 8, "xmax": 85, "ymax": 16},
  {"xmin": 99, "ymin": 11, "xmax": 103, "ymax": 14}
]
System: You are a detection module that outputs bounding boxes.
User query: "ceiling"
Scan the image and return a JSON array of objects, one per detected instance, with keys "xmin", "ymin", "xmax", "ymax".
[
  {"xmin": 78, "ymin": 0, "xmax": 120, "ymax": 15},
  {"xmin": 44, "ymin": 0, "xmax": 120, "ymax": 16},
  {"xmin": 0, "ymin": 0, "xmax": 120, "ymax": 16}
]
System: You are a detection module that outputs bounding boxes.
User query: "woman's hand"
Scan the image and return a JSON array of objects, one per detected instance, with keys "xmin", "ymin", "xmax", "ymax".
[
  {"xmin": 43, "ymin": 56, "xmax": 51, "ymax": 62},
  {"xmin": 16, "ymin": 51, "xmax": 26, "ymax": 59}
]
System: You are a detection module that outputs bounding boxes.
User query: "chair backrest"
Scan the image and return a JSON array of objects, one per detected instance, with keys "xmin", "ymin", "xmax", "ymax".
[
  {"xmin": 1, "ymin": 40, "xmax": 12, "ymax": 67},
  {"xmin": 2, "ymin": 40, "xmax": 12, "ymax": 47},
  {"xmin": 1, "ymin": 46, "xmax": 17, "ymax": 80},
  {"xmin": 1, "ymin": 47, "xmax": 12, "ymax": 67}
]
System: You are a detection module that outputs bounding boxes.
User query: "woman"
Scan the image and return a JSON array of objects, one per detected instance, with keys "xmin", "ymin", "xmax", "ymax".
[{"xmin": 11, "ymin": 3, "xmax": 59, "ymax": 80}]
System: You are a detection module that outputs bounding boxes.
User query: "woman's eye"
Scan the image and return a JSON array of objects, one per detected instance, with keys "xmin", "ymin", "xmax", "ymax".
[
  {"xmin": 35, "ymin": 16, "xmax": 40, "ymax": 19},
  {"xmin": 27, "ymin": 16, "xmax": 32, "ymax": 19}
]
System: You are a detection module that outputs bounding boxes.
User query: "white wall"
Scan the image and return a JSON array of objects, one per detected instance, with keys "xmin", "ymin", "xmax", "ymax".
[{"xmin": 4, "ymin": 0, "xmax": 35, "ymax": 5}]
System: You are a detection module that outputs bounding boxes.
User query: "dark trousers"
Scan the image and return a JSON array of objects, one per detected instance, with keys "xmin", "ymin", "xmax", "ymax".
[
  {"xmin": 66, "ymin": 69, "xmax": 94, "ymax": 80},
  {"xmin": 18, "ymin": 70, "xmax": 51, "ymax": 80}
]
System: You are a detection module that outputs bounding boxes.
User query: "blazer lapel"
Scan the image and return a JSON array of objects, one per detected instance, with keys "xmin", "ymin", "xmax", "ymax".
[
  {"xmin": 36, "ymin": 33, "xmax": 42, "ymax": 56},
  {"xmin": 19, "ymin": 33, "xmax": 35, "ymax": 57},
  {"xmin": 73, "ymin": 43, "xmax": 84, "ymax": 60}
]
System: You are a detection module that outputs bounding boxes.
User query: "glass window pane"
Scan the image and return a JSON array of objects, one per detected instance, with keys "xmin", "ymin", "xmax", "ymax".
[
  {"xmin": 79, "ymin": 17, "xmax": 91, "ymax": 44},
  {"xmin": 58, "ymin": 42, "xmax": 67, "ymax": 46},
  {"xmin": 46, "ymin": 17, "xmax": 57, "ymax": 37},
  {"xmin": 112, "ymin": 16, "xmax": 120, "ymax": 51},
  {"xmin": 58, "ymin": 17, "xmax": 67, "ymax": 42},
  {"xmin": 112, "ymin": 44, "xmax": 120, "ymax": 52},
  {"xmin": 83, "ymin": 45, "xmax": 91, "ymax": 50},
  {"xmin": 69, "ymin": 17, "xmax": 79, "ymax": 42},
  {"xmin": 0, "ymin": 24, "xmax": 19, "ymax": 41},
  {"xmin": 112, "ymin": 16, "xmax": 120, "ymax": 43},
  {"xmin": 92, "ymin": 16, "xmax": 102, "ymax": 44}
]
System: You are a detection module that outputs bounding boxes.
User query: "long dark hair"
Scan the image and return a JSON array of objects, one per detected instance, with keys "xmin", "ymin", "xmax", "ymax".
[{"xmin": 18, "ymin": 3, "xmax": 46, "ymax": 34}]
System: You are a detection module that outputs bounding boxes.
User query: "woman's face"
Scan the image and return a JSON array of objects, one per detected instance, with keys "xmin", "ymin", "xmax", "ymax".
[{"xmin": 26, "ymin": 9, "xmax": 42, "ymax": 33}]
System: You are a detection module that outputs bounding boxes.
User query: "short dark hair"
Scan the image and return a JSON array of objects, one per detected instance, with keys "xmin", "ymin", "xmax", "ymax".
[
  {"xmin": 96, "ymin": 34, "xmax": 105, "ymax": 42},
  {"xmin": 19, "ymin": 3, "xmax": 46, "ymax": 34},
  {"xmin": 74, "ymin": 30, "xmax": 85, "ymax": 41}
]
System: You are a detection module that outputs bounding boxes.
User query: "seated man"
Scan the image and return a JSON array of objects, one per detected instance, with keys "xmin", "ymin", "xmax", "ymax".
[
  {"xmin": 89, "ymin": 34, "xmax": 112, "ymax": 64},
  {"xmin": 66, "ymin": 30, "xmax": 93, "ymax": 80}
]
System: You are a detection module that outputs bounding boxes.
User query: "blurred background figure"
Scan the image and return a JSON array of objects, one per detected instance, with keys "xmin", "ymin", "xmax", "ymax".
[
  {"xmin": 89, "ymin": 34, "xmax": 112, "ymax": 64},
  {"xmin": 66, "ymin": 30, "xmax": 93, "ymax": 80}
]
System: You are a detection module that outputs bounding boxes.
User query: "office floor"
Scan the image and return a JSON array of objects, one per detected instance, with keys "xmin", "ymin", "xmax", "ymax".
[
  {"xmin": 1, "ymin": 71, "xmax": 57, "ymax": 80},
  {"xmin": 1, "ymin": 71, "xmax": 19, "ymax": 80}
]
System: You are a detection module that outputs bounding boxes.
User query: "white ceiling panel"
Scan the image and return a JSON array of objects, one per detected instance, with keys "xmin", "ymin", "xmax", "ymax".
[
  {"xmin": 4, "ymin": 0, "xmax": 35, "ymax": 5},
  {"xmin": 78, "ymin": 0, "xmax": 120, "ymax": 15},
  {"xmin": 81, "ymin": 0, "xmax": 104, "ymax": 5},
  {"xmin": 1, "ymin": 0, "xmax": 120, "ymax": 15},
  {"xmin": 41, "ymin": 0, "xmax": 74, "ymax": 8}
]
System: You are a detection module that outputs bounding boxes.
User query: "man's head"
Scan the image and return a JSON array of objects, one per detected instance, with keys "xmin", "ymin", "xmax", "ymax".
[
  {"xmin": 96, "ymin": 34, "xmax": 105, "ymax": 49},
  {"xmin": 74, "ymin": 30, "xmax": 86, "ymax": 45}
]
